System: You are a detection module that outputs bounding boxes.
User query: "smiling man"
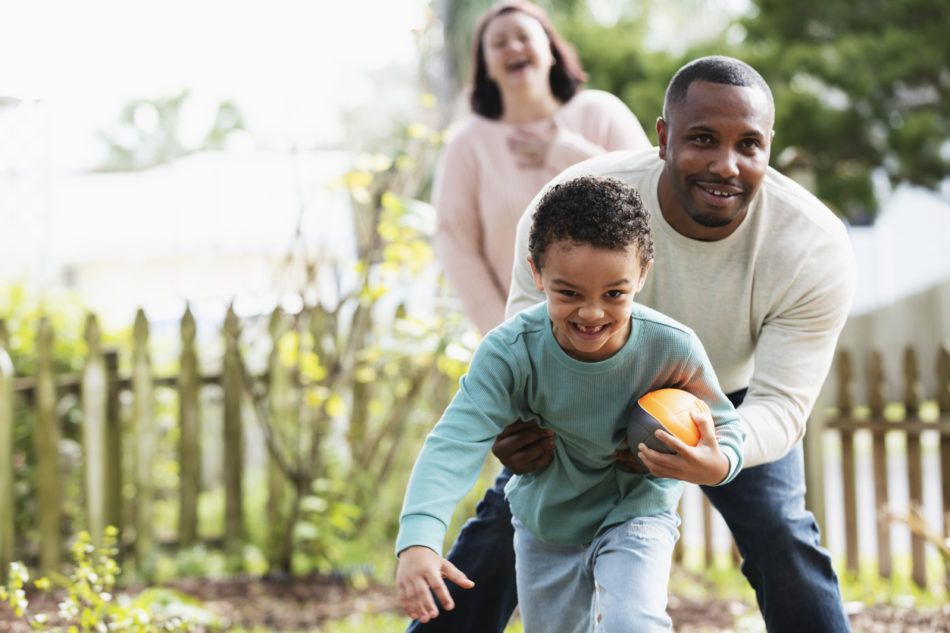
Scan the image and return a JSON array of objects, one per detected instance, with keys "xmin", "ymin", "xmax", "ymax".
[{"xmin": 495, "ymin": 56, "xmax": 858, "ymax": 632}]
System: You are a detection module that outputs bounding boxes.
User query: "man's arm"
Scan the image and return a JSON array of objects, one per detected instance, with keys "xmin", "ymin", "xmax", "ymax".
[{"xmin": 737, "ymin": 227, "xmax": 856, "ymax": 467}]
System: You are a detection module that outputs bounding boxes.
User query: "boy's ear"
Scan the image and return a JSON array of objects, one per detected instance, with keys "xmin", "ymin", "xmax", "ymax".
[
  {"xmin": 636, "ymin": 259, "xmax": 653, "ymax": 293},
  {"xmin": 528, "ymin": 256, "xmax": 544, "ymax": 291}
]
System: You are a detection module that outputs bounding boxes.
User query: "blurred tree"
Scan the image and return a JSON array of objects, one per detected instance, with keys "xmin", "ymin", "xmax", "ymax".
[
  {"xmin": 430, "ymin": 0, "xmax": 948, "ymax": 221},
  {"xmin": 738, "ymin": 0, "xmax": 950, "ymax": 221},
  {"xmin": 96, "ymin": 92, "xmax": 246, "ymax": 171}
]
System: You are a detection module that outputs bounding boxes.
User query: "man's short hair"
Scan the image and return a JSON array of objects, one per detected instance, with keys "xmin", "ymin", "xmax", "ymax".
[
  {"xmin": 663, "ymin": 55, "xmax": 774, "ymax": 119},
  {"xmin": 529, "ymin": 175, "xmax": 653, "ymax": 270}
]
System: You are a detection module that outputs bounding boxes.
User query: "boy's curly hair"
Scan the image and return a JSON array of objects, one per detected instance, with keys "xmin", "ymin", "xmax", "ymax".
[{"xmin": 529, "ymin": 175, "xmax": 654, "ymax": 270}]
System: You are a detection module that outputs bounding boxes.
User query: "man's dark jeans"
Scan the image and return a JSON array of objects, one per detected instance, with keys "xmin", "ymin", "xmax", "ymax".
[{"xmin": 405, "ymin": 390, "xmax": 852, "ymax": 633}]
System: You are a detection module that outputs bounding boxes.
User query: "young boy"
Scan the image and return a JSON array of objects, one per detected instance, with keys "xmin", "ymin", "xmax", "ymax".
[{"xmin": 395, "ymin": 175, "xmax": 745, "ymax": 632}]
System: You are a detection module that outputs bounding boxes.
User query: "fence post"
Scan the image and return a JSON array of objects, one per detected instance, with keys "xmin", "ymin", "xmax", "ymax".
[
  {"xmin": 868, "ymin": 350, "xmax": 891, "ymax": 579},
  {"xmin": 266, "ymin": 307, "xmax": 292, "ymax": 571},
  {"xmin": 133, "ymin": 309, "xmax": 155, "ymax": 576},
  {"xmin": 178, "ymin": 305, "xmax": 200, "ymax": 547},
  {"xmin": 903, "ymin": 346, "xmax": 927, "ymax": 588},
  {"xmin": 937, "ymin": 342, "xmax": 950, "ymax": 590},
  {"xmin": 104, "ymin": 350, "xmax": 122, "ymax": 543},
  {"xmin": 82, "ymin": 314, "xmax": 108, "ymax": 548},
  {"xmin": 35, "ymin": 316, "xmax": 62, "ymax": 573},
  {"xmin": 223, "ymin": 305, "xmax": 244, "ymax": 569},
  {"xmin": 836, "ymin": 349, "xmax": 860, "ymax": 574},
  {"xmin": 0, "ymin": 321, "xmax": 14, "ymax": 584}
]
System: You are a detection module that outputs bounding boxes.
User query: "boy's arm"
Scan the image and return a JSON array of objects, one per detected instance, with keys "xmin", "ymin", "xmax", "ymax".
[
  {"xmin": 396, "ymin": 546, "xmax": 473, "ymax": 623},
  {"xmin": 397, "ymin": 332, "xmax": 526, "ymax": 552}
]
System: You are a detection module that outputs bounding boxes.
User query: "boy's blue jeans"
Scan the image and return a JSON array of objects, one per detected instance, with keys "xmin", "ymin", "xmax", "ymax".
[
  {"xmin": 513, "ymin": 511, "xmax": 679, "ymax": 633},
  {"xmin": 405, "ymin": 392, "xmax": 852, "ymax": 633}
]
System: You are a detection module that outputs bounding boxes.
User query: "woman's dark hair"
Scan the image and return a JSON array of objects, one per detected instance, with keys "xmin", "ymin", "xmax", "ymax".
[{"xmin": 469, "ymin": 2, "xmax": 587, "ymax": 119}]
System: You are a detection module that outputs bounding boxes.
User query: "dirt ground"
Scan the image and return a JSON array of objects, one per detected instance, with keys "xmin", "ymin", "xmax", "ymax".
[{"xmin": 2, "ymin": 575, "xmax": 949, "ymax": 632}]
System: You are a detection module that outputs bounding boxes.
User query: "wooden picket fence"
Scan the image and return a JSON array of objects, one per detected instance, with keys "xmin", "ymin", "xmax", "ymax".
[
  {"xmin": 0, "ymin": 306, "xmax": 247, "ymax": 582},
  {"xmin": 2, "ymin": 306, "xmax": 950, "ymax": 589},
  {"xmin": 822, "ymin": 343, "xmax": 950, "ymax": 588}
]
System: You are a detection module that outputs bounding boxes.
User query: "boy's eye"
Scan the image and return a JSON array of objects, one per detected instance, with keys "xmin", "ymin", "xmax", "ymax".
[
  {"xmin": 557, "ymin": 289, "xmax": 578, "ymax": 297},
  {"xmin": 605, "ymin": 290, "xmax": 626, "ymax": 299}
]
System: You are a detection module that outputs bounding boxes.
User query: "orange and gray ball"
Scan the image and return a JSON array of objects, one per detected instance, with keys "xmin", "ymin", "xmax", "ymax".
[{"xmin": 626, "ymin": 388, "xmax": 707, "ymax": 456}]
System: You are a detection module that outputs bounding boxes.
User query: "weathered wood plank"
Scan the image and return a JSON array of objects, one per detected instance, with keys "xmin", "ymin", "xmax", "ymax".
[
  {"xmin": 0, "ymin": 321, "xmax": 14, "ymax": 583},
  {"xmin": 35, "ymin": 317, "xmax": 61, "ymax": 573},
  {"xmin": 868, "ymin": 351, "xmax": 891, "ymax": 579},
  {"xmin": 178, "ymin": 305, "xmax": 200, "ymax": 547},
  {"xmin": 903, "ymin": 347, "xmax": 927, "ymax": 588},
  {"xmin": 133, "ymin": 309, "xmax": 155, "ymax": 576},
  {"xmin": 81, "ymin": 314, "xmax": 108, "ymax": 548},
  {"xmin": 223, "ymin": 305, "xmax": 244, "ymax": 569}
]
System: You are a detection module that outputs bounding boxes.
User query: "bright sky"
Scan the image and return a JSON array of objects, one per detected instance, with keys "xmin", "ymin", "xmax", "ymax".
[{"xmin": 0, "ymin": 0, "xmax": 430, "ymax": 168}]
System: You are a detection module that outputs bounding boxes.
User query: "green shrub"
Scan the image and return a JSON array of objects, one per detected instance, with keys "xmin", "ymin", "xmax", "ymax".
[{"xmin": 0, "ymin": 527, "xmax": 216, "ymax": 632}]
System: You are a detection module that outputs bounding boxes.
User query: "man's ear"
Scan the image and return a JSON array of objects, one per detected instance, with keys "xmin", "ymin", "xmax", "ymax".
[
  {"xmin": 656, "ymin": 118, "xmax": 669, "ymax": 159},
  {"xmin": 636, "ymin": 259, "xmax": 653, "ymax": 294},
  {"xmin": 528, "ymin": 256, "xmax": 544, "ymax": 291}
]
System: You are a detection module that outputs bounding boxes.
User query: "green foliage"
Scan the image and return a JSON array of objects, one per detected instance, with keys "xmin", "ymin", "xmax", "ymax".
[
  {"xmin": 543, "ymin": 1, "xmax": 950, "ymax": 220},
  {"xmin": 557, "ymin": 16, "xmax": 677, "ymax": 146},
  {"xmin": 736, "ymin": 0, "xmax": 950, "ymax": 219},
  {"xmin": 0, "ymin": 527, "xmax": 214, "ymax": 632},
  {"xmin": 235, "ymin": 107, "xmax": 476, "ymax": 577},
  {"xmin": 0, "ymin": 284, "xmax": 91, "ymax": 376},
  {"xmin": 96, "ymin": 91, "xmax": 246, "ymax": 172}
]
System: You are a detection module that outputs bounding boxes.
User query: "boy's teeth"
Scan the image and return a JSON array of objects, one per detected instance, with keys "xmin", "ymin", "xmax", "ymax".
[{"xmin": 577, "ymin": 324, "xmax": 604, "ymax": 333}]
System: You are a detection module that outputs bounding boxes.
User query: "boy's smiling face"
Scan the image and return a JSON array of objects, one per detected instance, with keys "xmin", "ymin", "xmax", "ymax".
[{"xmin": 530, "ymin": 240, "xmax": 651, "ymax": 363}]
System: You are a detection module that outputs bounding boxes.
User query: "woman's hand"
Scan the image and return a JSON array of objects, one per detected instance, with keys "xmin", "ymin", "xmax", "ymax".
[{"xmin": 507, "ymin": 121, "xmax": 557, "ymax": 168}]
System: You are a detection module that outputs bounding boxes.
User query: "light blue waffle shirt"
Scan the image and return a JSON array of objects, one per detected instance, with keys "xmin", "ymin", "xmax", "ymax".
[{"xmin": 396, "ymin": 302, "xmax": 744, "ymax": 555}]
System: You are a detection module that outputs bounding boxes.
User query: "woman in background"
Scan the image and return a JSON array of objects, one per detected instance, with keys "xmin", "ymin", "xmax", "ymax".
[{"xmin": 432, "ymin": 0, "xmax": 651, "ymax": 335}]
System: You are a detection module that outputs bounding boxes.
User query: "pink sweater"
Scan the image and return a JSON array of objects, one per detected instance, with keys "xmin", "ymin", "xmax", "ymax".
[{"xmin": 432, "ymin": 90, "xmax": 651, "ymax": 334}]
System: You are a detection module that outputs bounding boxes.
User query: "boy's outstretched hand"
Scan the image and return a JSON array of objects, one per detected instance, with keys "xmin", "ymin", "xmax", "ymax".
[
  {"xmin": 635, "ymin": 409, "xmax": 730, "ymax": 485},
  {"xmin": 396, "ymin": 546, "xmax": 474, "ymax": 623}
]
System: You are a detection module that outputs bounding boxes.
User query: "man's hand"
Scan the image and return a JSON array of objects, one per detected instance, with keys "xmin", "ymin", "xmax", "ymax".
[
  {"xmin": 491, "ymin": 419, "xmax": 555, "ymax": 474},
  {"xmin": 635, "ymin": 410, "xmax": 730, "ymax": 485},
  {"xmin": 396, "ymin": 546, "xmax": 474, "ymax": 623},
  {"xmin": 610, "ymin": 440, "xmax": 648, "ymax": 473}
]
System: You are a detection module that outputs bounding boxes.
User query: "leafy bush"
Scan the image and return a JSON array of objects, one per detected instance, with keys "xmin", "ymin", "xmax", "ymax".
[{"xmin": 0, "ymin": 527, "xmax": 216, "ymax": 632}]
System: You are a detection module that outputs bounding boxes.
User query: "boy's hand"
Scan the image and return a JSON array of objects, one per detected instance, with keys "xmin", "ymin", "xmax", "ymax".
[
  {"xmin": 636, "ymin": 409, "xmax": 730, "ymax": 485},
  {"xmin": 492, "ymin": 419, "xmax": 555, "ymax": 474},
  {"xmin": 396, "ymin": 546, "xmax": 474, "ymax": 623}
]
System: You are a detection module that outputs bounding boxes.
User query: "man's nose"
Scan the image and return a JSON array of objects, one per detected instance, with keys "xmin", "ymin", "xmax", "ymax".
[{"xmin": 709, "ymin": 147, "xmax": 740, "ymax": 179}]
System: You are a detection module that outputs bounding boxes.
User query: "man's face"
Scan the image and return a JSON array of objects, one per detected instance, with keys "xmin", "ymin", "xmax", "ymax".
[{"xmin": 656, "ymin": 81, "xmax": 774, "ymax": 241}]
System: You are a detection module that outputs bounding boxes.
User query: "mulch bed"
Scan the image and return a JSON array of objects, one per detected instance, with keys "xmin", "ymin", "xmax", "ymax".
[{"xmin": 1, "ymin": 575, "xmax": 948, "ymax": 632}]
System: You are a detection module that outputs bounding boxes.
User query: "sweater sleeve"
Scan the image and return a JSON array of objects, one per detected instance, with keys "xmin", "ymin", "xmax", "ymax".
[
  {"xmin": 396, "ymin": 334, "xmax": 524, "ymax": 556},
  {"xmin": 737, "ymin": 232, "xmax": 856, "ymax": 467},
  {"xmin": 431, "ymin": 130, "xmax": 508, "ymax": 334},
  {"xmin": 545, "ymin": 91, "xmax": 651, "ymax": 174}
]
